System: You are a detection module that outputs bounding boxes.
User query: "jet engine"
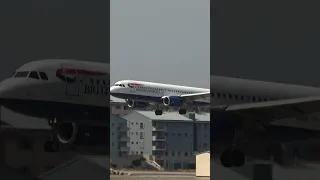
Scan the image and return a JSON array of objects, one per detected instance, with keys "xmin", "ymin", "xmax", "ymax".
[
  {"xmin": 126, "ymin": 99, "xmax": 149, "ymax": 108},
  {"xmin": 56, "ymin": 122, "xmax": 78, "ymax": 144},
  {"xmin": 162, "ymin": 96, "xmax": 184, "ymax": 106}
]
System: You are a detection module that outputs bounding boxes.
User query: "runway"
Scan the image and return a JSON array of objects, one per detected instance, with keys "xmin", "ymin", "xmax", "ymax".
[{"xmin": 111, "ymin": 177, "xmax": 209, "ymax": 180}]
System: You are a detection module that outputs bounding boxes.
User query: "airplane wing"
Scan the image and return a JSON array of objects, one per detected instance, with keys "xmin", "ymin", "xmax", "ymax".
[
  {"xmin": 211, "ymin": 96, "xmax": 320, "ymax": 123},
  {"xmin": 180, "ymin": 92, "xmax": 210, "ymax": 102}
]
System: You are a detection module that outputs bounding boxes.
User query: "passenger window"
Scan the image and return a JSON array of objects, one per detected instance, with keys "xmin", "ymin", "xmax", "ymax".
[
  {"xmin": 39, "ymin": 72, "xmax": 48, "ymax": 80},
  {"xmin": 14, "ymin": 71, "xmax": 29, "ymax": 78},
  {"xmin": 28, "ymin": 71, "xmax": 39, "ymax": 79}
]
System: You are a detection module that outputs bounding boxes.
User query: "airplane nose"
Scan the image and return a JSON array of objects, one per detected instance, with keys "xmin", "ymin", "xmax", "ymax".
[
  {"xmin": 110, "ymin": 86, "xmax": 116, "ymax": 93},
  {"xmin": 0, "ymin": 79, "xmax": 17, "ymax": 104}
]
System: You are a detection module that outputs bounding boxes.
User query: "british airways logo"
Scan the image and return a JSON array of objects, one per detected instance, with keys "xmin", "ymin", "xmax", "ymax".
[
  {"xmin": 56, "ymin": 68, "xmax": 109, "ymax": 96},
  {"xmin": 128, "ymin": 82, "xmax": 143, "ymax": 88},
  {"xmin": 56, "ymin": 68, "xmax": 106, "ymax": 83}
]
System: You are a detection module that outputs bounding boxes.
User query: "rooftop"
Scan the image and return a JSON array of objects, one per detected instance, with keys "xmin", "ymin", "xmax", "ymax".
[{"xmin": 125, "ymin": 110, "xmax": 210, "ymax": 122}]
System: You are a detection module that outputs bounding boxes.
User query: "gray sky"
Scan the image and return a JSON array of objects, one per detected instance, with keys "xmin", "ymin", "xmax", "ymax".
[
  {"xmin": 111, "ymin": 0, "xmax": 210, "ymax": 89},
  {"xmin": 211, "ymin": 0, "xmax": 320, "ymax": 87},
  {"xmin": 0, "ymin": 0, "xmax": 109, "ymax": 81}
]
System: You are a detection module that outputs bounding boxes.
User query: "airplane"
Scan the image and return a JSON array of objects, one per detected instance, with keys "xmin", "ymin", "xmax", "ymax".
[
  {"xmin": 210, "ymin": 75, "xmax": 320, "ymax": 168},
  {"xmin": 0, "ymin": 59, "xmax": 109, "ymax": 152},
  {"xmin": 110, "ymin": 80, "xmax": 210, "ymax": 115}
]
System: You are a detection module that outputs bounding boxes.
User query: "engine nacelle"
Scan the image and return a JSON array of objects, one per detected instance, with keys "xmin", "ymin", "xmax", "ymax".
[
  {"xmin": 162, "ymin": 96, "xmax": 184, "ymax": 106},
  {"xmin": 126, "ymin": 99, "xmax": 149, "ymax": 108},
  {"xmin": 56, "ymin": 122, "xmax": 78, "ymax": 144}
]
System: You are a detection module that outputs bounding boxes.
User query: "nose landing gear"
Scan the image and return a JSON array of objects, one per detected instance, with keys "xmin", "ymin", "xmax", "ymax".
[{"xmin": 44, "ymin": 118, "xmax": 60, "ymax": 152}]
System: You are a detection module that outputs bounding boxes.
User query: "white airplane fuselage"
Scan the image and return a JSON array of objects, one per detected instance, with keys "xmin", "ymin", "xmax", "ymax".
[
  {"xmin": 0, "ymin": 59, "xmax": 110, "ymax": 123},
  {"xmin": 210, "ymin": 75, "xmax": 320, "ymax": 106},
  {"xmin": 110, "ymin": 80, "xmax": 210, "ymax": 108}
]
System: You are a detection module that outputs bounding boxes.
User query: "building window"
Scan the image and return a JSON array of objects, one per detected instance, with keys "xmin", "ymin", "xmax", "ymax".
[
  {"xmin": 165, "ymin": 151, "xmax": 168, "ymax": 156},
  {"xmin": 140, "ymin": 132, "xmax": 144, "ymax": 139},
  {"xmin": 171, "ymin": 152, "xmax": 175, "ymax": 156},
  {"xmin": 141, "ymin": 151, "xmax": 143, "ymax": 155},
  {"xmin": 140, "ymin": 122, "xmax": 144, "ymax": 129},
  {"xmin": 177, "ymin": 151, "xmax": 181, "ymax": 156},
  {"xmin": 185, "ymin": 152, "xmax": 188, "ymax": 156}
]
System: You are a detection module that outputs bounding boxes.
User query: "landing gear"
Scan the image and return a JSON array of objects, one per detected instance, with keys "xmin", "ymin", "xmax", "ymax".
[
  {"xmin": 155, "ymin": 109, "xmax": 163, "ymax": 115},
  {"xmin": 179, "ymin": 109, "xmax": 187, "ymax": 115},
  {"xmin": 48, "ymin": 118, "xmax": 59, "ymax": 127},
  {"xmin": 220, "ymin": 121, "xmax": 246, "ymax": 168},
  {"xmin": 220, "ymin": 148, "xmax": 245, "ymax": 167},
  {"xmin": 44, "ymin": 140, "xmax": 59, "ymax": 152}
]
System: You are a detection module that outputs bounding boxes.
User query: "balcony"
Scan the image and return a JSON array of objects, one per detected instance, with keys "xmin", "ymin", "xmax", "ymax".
[
  {"xmin": 152, "ymin": 145, "xmax": 166, "ymax": 151},
  {"xmin": 152, "ymin": 136, "xmax": 166, "ymax": 141},
  {"xmin": 118, "ymin": 136, "xmax": 130, "ymax": 142},
  {"xmin": 118, "ymin": 126, "xmax": 129, "ymax": 132},
  {"xmin": 152, "ymin": 126, "xmax": 166, "ymax": 131},
  {"xmin": 119, "ymin": 146, "xmax": 130, "ymax": 152}
]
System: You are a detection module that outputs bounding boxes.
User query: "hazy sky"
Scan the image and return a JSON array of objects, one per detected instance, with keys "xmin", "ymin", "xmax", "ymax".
[
  {"xmin": 211, "ymin": 0, "xmax": 320, "ymax": 87},
  {"xmin": 110, "ymin": 0, "xmax": 210, "ymax": 89},
  {"xmin": 0, "ymin": 0, "xmax": 109, "ymax": 81}
]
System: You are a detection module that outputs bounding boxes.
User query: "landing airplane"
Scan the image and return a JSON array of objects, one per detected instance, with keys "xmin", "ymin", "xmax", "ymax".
[
  {"xmin": 0, "ymin": 59, "xmax": 109, "ymax": 152},
  {"xmin": 210, "ymin": 75, "xmax": 320, "ymax": 168},
  {"xmin": 110, "ymin": 80, "xmax": 210, "ymax": 115}
]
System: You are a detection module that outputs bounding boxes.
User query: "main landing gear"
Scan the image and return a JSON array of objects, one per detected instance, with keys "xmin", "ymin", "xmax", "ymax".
[
  {"xmin": 220, "ymin": 124, "xmax": 246, "ymax": 168},
  {"xmin": 155, "ymin": 109, "xmax": 163, "ymax": 115},
  {"xmin": 179, "ymin": 109, "xmax": 187, "ymax": 115},
  {"xmin": 44, "ymin": 118, "xmax": 60, "ymax": 152}
]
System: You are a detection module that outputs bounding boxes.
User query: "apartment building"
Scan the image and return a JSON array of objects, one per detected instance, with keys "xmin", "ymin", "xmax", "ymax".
[
  {"xmin": 122, "ymin": 111, "xmax": 210, "ymax": 170},
  {"xmin": 110, "ymin": 114, "xmax": 130, "ymax": 158},
  {"xmin": 110, "ymin": 96, "xmax": 132, "ymax": 116}
]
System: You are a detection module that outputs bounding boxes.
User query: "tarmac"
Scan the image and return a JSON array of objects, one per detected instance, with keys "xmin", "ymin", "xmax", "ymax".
[{"xmin": 111, "ymin": 160, "xmax": 320, "ymax": 180}]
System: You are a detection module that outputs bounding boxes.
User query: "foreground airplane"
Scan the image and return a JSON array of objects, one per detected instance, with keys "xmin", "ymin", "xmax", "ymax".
[
  {"xmin": 210, "ymin": 75, "xmax": 320, "ymax": 168},
  {"xmin": 0, "ymin": 59, "xmax": 109, "ymax": 152},
  {"xmin": 110, "ymin": 80, "xmax": 210, "ymax": 115}
]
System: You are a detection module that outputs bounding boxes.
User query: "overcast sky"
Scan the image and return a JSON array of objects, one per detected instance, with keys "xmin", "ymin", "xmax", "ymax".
[
  {"xmin": 211, "ymin": 0, "xmax": 320, "ymax": 87},
  {"xmin": 0, "ymin": 0, "xmax": 109, "ymax": 81},
  {"xmin": 110, "ymin": 0, "xmax": 210, "ymax": 89}
]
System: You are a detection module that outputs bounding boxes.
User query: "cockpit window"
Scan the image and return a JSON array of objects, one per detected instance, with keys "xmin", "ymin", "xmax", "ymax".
[
  {"xmin": 28, "ymin": 71, "xmax": 39, "ymax": 79},
  {"xmin": 39, "ymin": 72, "xmax": 48, "ymax": 80},
  {"xmin": 114, "ymin": 84, "xmax": 125, "ymax": 87},
  {"xmin": 14, "ymin": 71, "xmax": 29, "ymax": 78}
]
